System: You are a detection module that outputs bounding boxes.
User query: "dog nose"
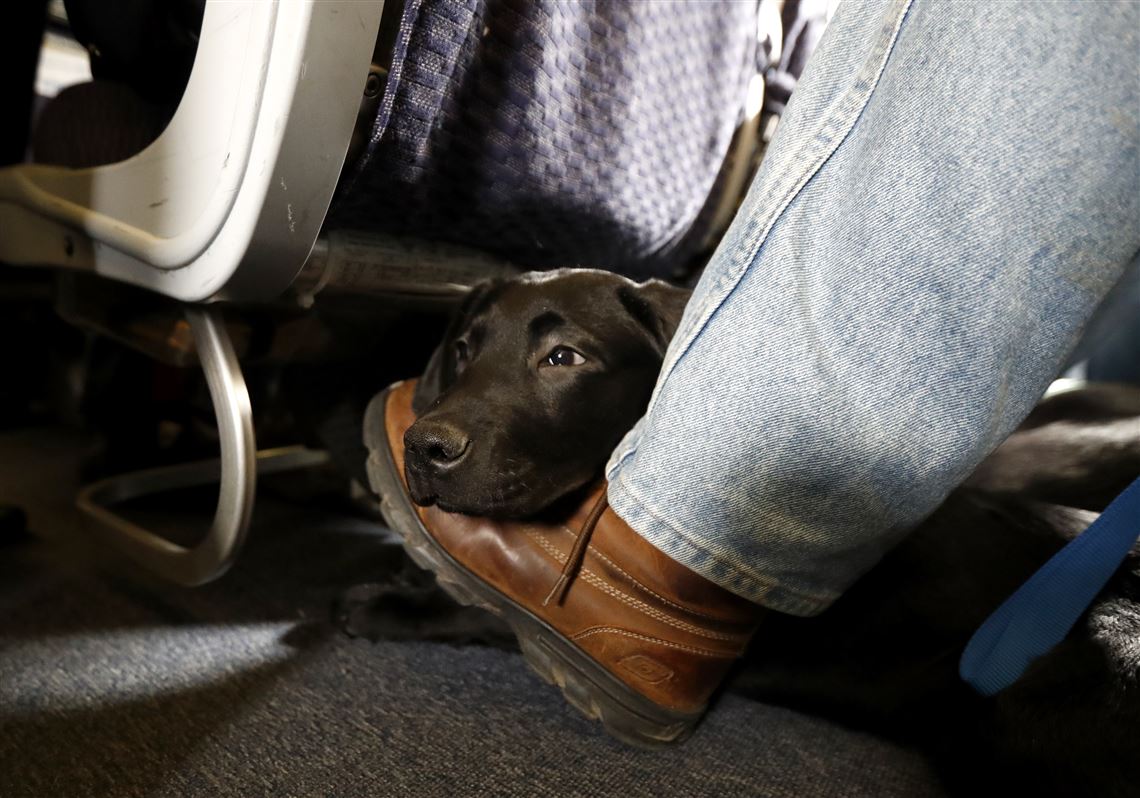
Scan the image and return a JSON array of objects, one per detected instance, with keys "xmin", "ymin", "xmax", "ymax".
[{"xmin": 405, "ymin": 420, "xmax": 471, "ymax": 471}]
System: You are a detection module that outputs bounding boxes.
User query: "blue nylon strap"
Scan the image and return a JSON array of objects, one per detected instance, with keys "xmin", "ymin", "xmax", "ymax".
[{"xmin": 960, "ymin": 476, "xmax": 1140, "ymax": 696}]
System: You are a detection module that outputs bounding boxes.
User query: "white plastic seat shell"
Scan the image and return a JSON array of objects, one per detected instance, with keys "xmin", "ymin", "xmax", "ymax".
[{"xmin": 0, "ymin": 0, "xmax": 384, "ymax": 303}]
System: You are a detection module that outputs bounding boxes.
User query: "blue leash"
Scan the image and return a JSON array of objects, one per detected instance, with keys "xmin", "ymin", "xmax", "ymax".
[{"xmin": 960, "ymin": 476, "xmax": 1140, "ymax": 696}]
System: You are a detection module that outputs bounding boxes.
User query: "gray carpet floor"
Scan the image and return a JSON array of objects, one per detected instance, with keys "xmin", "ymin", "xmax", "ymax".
[{"xmin": 0, "ymin": 427, "xmax": 948, "ymax": 797}]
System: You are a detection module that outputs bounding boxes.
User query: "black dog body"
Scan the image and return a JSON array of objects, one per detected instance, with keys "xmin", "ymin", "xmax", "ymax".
[{"xmin": 351, "ymin": 269, "xmax": 1140, "ymax": 796}]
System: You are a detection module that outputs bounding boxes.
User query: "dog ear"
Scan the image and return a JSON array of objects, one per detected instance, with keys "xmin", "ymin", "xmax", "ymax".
[
  {"xmin": 616, "ymin": 279, "xmax": 691, "ymax": 355},
  {"xmin": 413, "ymin": 280, "xmax": 499, "ymax": 414}
]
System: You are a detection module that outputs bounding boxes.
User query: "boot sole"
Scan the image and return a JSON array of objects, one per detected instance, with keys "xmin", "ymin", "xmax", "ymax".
[{"xmin": 363, "ymin": 385, "xmax": 701, "ymax": 747}]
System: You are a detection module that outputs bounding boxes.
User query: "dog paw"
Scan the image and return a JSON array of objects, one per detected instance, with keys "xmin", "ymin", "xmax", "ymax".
[{"xmin": 333, "ymin": 579, "xmax": 514, "ymax": 648}]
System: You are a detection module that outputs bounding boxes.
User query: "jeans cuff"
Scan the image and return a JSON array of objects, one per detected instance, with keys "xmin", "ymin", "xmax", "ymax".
[{"xmin": 605, "ymin": 469, "xmax": 838, "ymax": 617}]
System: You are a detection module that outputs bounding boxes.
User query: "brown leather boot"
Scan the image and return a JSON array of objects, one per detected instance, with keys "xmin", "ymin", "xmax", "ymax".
[{"xmin": 364, "ymin": 380, "xmax": 763, "ymax": 746}]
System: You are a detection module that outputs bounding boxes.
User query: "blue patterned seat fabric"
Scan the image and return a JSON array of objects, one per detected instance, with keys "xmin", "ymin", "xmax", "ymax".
[{"xmin": 331, "ymin": 0, "xmax": 759, "ymax": 280}]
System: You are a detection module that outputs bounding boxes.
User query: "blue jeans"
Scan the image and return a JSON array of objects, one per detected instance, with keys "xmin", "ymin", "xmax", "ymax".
[{"xmin": 605, "ymin": 0, "xmax": 1140, "ymax": 616}]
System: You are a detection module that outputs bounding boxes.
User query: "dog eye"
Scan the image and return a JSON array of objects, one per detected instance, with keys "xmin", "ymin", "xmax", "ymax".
[
  {"xmin": 541, "ymin": 346, "xmax": 586, "ymax": 368},
  {"xmin": 454, "ymin": 340, "xmax": 469, "ymax": 362}
]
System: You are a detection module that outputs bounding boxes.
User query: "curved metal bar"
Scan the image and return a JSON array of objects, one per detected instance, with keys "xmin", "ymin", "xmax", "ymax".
[{"xmin": 76, "ymin": 308, "xmax": 329, "ymax": 586}]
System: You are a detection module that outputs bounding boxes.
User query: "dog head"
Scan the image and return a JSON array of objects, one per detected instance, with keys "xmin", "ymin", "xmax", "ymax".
[{"xmin": 403, "ymin": 269, "xmax": 690, "ymax": 518}]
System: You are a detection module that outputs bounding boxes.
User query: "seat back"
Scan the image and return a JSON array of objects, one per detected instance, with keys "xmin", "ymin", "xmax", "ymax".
[
  {"xmin": 0, "ymin": 1, "xmax": 383, "ymax": 302},
  {"xmin": 2, "ymin": 1, "xmax": 761, "ymax": 303}
]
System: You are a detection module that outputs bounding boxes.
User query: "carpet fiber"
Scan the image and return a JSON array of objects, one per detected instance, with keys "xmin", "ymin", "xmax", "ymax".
[{"xmin": 0, "ymin": 427, "xmax": 947, "ymax": 797}]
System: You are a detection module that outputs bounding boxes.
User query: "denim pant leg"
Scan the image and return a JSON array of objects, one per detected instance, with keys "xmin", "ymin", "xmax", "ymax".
[{"xmin": 605, "ymin": 0, "xmax": 1140, "ymax": 616}]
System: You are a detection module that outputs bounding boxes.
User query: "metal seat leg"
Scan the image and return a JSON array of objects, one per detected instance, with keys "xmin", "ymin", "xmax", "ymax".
[{"xmin": 76, "ymin": 307, "xmax": 328, "ymax": 586}]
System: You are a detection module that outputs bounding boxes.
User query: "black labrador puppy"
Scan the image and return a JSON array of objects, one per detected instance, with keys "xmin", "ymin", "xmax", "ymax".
[
  {"xmin": 345, "ymin": 269, "xmax": 1140, "ymax": 798},
  {"xmin": 401, "ymin": 268, "xmax": 688, "ymax": 517}
]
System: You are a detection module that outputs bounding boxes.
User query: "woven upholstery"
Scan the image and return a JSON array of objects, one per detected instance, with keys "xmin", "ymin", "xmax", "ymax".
[{"xmin": 332, "ymin": 0, "xmax": 759, "ymax": 279}]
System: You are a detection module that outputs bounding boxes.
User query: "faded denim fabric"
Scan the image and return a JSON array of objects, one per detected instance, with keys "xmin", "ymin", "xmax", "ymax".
[{"xmin": 606, "ymin": 0, "xmax": 1140, "ymax": 616}]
